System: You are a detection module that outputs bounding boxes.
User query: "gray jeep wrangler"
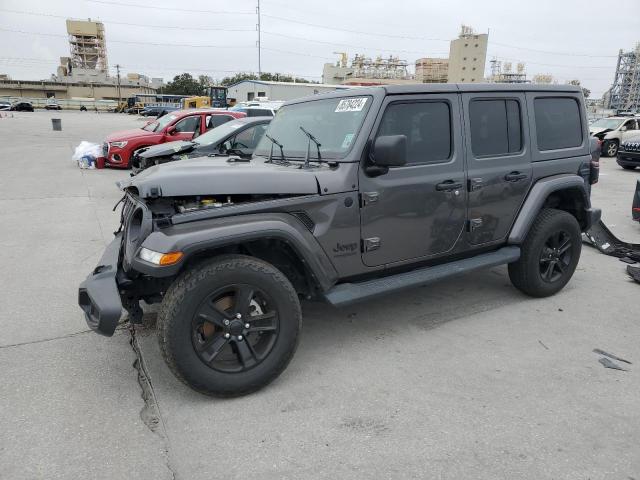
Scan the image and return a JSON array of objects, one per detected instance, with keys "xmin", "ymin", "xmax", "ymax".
[{"xmin": 79, "ymin": 84, "xmax": 600, "ymax": 396}]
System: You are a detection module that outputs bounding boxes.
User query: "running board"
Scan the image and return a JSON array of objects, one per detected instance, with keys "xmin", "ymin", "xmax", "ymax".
[{"xmin": 324, "ymin": 246, "xmax": 521, "ymax": 307}]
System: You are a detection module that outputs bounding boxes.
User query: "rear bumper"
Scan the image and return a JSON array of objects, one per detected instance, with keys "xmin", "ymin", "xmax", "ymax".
[{"xmin": 78, "ymin": 234, "xmax": 123, "ymax": 336}]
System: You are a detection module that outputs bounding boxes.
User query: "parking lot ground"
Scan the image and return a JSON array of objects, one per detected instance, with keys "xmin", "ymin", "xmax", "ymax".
[{"xmin": 1, "ymin": 111, "xmax": 639, "ymax": 479}]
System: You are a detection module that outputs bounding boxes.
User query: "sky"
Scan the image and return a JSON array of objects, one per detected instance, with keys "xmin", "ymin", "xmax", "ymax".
[{"xmin": 0, "ymin": 0, "xmax": 638, "ymax": 98}]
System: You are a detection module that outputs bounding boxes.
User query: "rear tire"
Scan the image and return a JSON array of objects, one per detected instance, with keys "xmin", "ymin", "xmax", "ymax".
[
  {"xmin": 157, "ymin": 255, "xmax": 301, "ymax": 397},
  {"xmin": 508, "ymin": 208, "xmax": 581, "ymax": 298}
]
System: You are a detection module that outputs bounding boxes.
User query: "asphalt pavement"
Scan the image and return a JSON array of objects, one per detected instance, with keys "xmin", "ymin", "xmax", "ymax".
[{"xmin": 1, "ymin": 111, "xmax": 638, "ymax": 479}]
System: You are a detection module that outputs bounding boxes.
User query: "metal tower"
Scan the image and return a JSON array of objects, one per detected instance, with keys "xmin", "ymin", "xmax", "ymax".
[
  {"xmin": 607, "ymin": 44, "xmax": 640, "ymax": 112},
  {"xmin": 65, "ymin": 19, "xmax": 108, "ymax": 72}
]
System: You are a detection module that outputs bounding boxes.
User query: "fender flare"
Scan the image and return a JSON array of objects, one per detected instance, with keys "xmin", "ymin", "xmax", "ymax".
[
  {"xmin": 132, "ymin": 212, "xmax": 339, "ymax": 291},
  {"xmin": 508, "ymin": 174, "xmax": 597, "ymax": 244}
]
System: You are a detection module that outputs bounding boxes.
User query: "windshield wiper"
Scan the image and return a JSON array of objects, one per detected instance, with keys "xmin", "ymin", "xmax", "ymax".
[
  {"xmin": 265, "ymin": 134, "xmax": 288, "ymax": 165},
  {"xmin": 299, "ymin": 126, "xmax": 321, "ymax": 168}
]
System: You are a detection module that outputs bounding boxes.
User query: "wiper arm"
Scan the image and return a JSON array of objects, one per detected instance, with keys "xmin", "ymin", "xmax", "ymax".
[
  {"xmin": 299, "ymin": 126, "xmax": 321, "ymax": 168},
  {"xmin": 265, "ymin": 134, "xmax": 287, "ymax": 164}
]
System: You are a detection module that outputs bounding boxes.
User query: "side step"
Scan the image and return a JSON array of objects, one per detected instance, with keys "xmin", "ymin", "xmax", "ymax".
[{"xmin": 324, "ymin": 246, "xmax": 521, "ymax": 307}]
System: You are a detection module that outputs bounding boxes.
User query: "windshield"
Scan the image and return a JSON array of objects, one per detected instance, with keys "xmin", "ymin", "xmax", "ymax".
[
  {"xmin": 253, "ymin": 96, "xmax": 372, "ymax": 160},
  {"xmin": 142, "ymin": 113, "xmax": 177, "ymax": 132},
  {"xmin": 194, "ymin": 120, "xmax": 246, "ymax": 147},
  {"xmin": 591, "ymin": 118, "xmax": 623, "ymax": 130}
]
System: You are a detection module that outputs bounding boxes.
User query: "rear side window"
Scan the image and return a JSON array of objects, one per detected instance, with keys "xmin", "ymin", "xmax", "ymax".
[
  {"xmin": 376, "ymin": 101, "xmax": 451, "ymax": 165},
  {"xmin": 469, "ymin": 99, "xmax": 522, "ymax": 157},
  {"xmin": 534, "ymin": 97, "xmax": 582, "ymax": 150}
]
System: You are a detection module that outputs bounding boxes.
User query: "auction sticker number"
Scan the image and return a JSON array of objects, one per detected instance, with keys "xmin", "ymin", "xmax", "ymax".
[{"xmin": 335, "ymin": 97, "xmax": 368, "ymax": 113}]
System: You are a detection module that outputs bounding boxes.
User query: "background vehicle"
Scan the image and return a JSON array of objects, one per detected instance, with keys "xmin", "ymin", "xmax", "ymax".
[
  {"xmin": 590, "ymin": 116, "xmax": 640, "ymax": 157},
  {"xmin": 10, "ymin": 101, "xmax": 34, "ymax": 112},
  {"xmin": 617, "ymin": 134, "xmax": 640, "ymax": 170},
  {"xmin": 181, "ymin": 96, "xmax": 211, "ymax": 109},
  {"xmin": 80, "ymin": 84, "xmax": 599, "ymax": 397},
  {"xmin": 125, "ymin": 94, "xmax": 188, "ymax": 114},
  {"xmin": 102, "ymin": 109, "xmax": 245, "ymax": 168},
  {"xmin": 230, "ymin": 100, "xmax": 283, "ymax": 117},
  {"xmin": 44, "ymin": 100, "xmax": 62, "ymax": 110},
  {"xmin": 131, "ymin": 117, "xmax": 271, "ymax": 174},
  {"xmin": 0, "ymin": 100, "xmax": 11, "ymax": 111}
]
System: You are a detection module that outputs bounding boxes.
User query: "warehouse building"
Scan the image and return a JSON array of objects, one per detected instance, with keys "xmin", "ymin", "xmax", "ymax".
[{"xmin": 226, "ymin": 80, "xmax": 352, "ymax": 102}]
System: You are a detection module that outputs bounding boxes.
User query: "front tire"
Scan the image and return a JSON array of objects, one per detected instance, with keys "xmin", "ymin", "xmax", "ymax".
[
  {"xmin": 603, "ymin": 140, "xmax": 619, "ymax": 157},
  {"xmin": 508, "ymin": 209, "xmax": 581, "ymax": 298},
  {"xmin": 157, "ymin": 255, "xmax": 302, "ymax": 397}
]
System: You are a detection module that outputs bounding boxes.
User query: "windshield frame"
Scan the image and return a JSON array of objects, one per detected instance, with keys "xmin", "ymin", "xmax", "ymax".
[
  {"xmin": 252, "ymin": 95, "xmax": 373, "ymax": 162},
  {"xmin": 193, "ymin": 119, "xmax": 248, "ymax": 147},
  {"xmin": 590, "ymin": 118, "xmax": 624, "ymax": 130},
  {"xmin": 142, "ymin": 113, "xmax": 178, "ymax": 132}
]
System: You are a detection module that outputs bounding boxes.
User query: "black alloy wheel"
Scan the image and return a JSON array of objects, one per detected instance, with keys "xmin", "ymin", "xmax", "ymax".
[{"xmin": 539, "ymin": 231, "xmax": 573, "ymax": 283}]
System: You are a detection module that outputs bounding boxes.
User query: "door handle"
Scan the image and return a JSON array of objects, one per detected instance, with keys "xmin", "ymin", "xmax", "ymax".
[
  {"xmin": 436, "ymin": 180, "xmax": 463, "ymax": 191},
  {"xmin": 504, "ymin": 171, "xmax": 527, "ymax": 182}
]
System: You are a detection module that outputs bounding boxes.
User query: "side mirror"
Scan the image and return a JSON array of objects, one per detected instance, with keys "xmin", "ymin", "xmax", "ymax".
[
  {"xmin": 166, "ymin": 126, "xmax": 176, "ymax": 135},
  {"xmin": 371, "ymin": 135, "xmax": 407, "ymax": 167}
]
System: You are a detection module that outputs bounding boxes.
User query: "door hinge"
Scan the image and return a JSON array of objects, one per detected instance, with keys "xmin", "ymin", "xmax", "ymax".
[
  {"xmin": 361, "ymin": 191, "xmax": 379, "ymax": 207},
  {"xmin": 467, "ymin": 218, "xmax": 483, "ymax": 232},
  {"xmin": 468, "ymin": 178, "xmax": 483, "ymax": 191},
  {"xmin": 362, "ymin": 237, "xmax": 381, "ymax": 252}
]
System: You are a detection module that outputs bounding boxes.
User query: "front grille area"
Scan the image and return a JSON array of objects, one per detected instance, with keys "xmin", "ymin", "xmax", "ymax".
[
  {"xmin": 102, "ymin": 142, "xmax": 109, "ymax": 157},
  {"xmin": 622, "ymin": 142, "xmax": 640, "ymax": 153},
  {"xmin": 119, "ymin": 193, "xmax": 152, "ymax": 272}
]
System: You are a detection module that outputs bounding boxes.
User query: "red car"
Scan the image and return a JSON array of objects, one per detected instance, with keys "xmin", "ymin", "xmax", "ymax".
[{"xmin": 102, "ymin": 109, "xmax": 246, "ymax": 168}]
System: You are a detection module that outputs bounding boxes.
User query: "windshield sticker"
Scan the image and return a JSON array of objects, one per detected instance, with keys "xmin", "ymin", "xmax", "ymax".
[
  {"xmin": 335, "ymin": 97, "xmax": 368, "ymax": 113},
  {"xmin": 341, "ymin": 133, "xmax": 355, "ymax": 149}
]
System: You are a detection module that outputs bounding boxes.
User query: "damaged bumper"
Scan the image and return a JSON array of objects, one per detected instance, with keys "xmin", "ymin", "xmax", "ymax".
[{"xmin": 78, "ymin": 234, "xmax": 123, "ymax": 336}]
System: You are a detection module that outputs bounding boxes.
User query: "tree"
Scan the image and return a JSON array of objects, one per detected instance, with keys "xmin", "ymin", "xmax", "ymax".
[
  {"xmin": 163, "ymin": 73, "xmax": 206, "ymax": 95},
  {"xmin": 219, "ymin": 72, "xmax": 318, "ymax": 86},
  {"xmin": 568, "ymin": 79, "xmax": 590, "ymax": 99}
]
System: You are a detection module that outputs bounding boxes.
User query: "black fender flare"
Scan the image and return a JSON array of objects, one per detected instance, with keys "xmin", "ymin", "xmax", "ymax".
[
  {"xmin": 132, "ymin": 212, "xmax": 339, "ymax": 291},
  {"xmin": 508, "ymin": 174, "xmax": 600, "ymax": 244}
]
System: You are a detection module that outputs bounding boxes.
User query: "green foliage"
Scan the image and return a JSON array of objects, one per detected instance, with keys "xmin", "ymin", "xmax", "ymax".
[
  {"xmin": 220, "ymin": 72, "xmax": 318, "ymax": 86},
  {"xmin": 162, "ymin": 72, "xmax": 320, "ymax": 95},
  {"xmin": 568, "ymin": 79, "xmax": 590, "ymax": 99}
]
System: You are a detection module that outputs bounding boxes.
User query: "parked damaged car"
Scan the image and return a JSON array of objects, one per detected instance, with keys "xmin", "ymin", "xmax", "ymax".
[
  {"xmin": 617, "ymin": 134, "xmax": 640, "ymax": 170},
  {"xmin": 102, "ymin": 109, "xmax": 246, "ymax": 168},
  {"xmin": 79, "ymin": 84, "xmax": 600, "ymax": 397},
  {"xmin": 130, "ymin": 117, "xmax": 271, "ymax": 174},
  {"xmin": 590, "ymin": 117, "xmax": 640, "ymax": 157}
]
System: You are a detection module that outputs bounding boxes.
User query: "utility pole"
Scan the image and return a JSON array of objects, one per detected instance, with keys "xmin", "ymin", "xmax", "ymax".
[
  {"xmin": 256, "ymin": 0, "xmax": 261, "ymax": 78},
  {"xmin": 115, "ymin": 64, "xmax": 122, "ymax": 108}
]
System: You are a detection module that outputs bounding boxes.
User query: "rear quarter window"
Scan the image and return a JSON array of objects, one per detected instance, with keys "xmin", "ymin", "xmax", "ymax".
[{"xmin": 534, "ymin": 97, "xmax": 582, "ymax": 151}]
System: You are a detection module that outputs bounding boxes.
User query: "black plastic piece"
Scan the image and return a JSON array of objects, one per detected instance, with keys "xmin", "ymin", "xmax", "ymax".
[{"xmin": 77, "ymin": 235, "xmax": 123, "ymax": 336}]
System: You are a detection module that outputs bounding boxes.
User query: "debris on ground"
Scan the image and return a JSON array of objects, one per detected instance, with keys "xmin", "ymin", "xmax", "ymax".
[
  {"xmin": 593, "ymin": 348, "xmax": 632, "ymax": 365},
  {"xmin": 627, "ymin": 265, "xmax": 640, "ymax": 284},
  {"xmin": 72, "ymin": 141, "xmax": 102, "ymax": 169},
  {"xmin": 584, "ymin": 220, "xmax": 640, "ymax": 263},
  {"xmin": 598, "ymin": 357, "xmax": 628, "ymax": 371},
  {"xmin": 538, "ymin": 340, "xmax": 549, "ymax": 350}
]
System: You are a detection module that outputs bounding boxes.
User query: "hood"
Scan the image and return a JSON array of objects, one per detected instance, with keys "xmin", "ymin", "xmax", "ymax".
[
  {"xmin": 589, "ymin": 127, "xmax": 612, "ymax": 135},
  {"xmin": 118, "ymin": 156, "xmax": 322, "ymax": 198},
  {"xmin": 138, "ymin": 140, "xmax": 197, "ymax": 159},
  {"xmin": 106, "ymin": 128, "xmax": 157, "ymax": 142}
]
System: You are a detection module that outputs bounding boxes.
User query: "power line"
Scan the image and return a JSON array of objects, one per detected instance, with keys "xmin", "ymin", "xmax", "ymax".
[
  {"xmin": 0, "ymin": 27, "xmax": 255, "ymax": 48},
  {"xmin": 0, "ymin": 8, "xmax": 254, "ymax": 32},
  {"xmin": 262, "ymin": 30, "xmax": 448, "ymax": 56},
  {"xmin": 85, "ymin": 0, "xmax": 254, "ymax": 14}
]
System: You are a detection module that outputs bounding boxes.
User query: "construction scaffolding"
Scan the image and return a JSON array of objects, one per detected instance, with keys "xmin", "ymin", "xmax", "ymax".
[
  {"xmin": 66, "ymin": 19, "xmax": 108, "ymax": 72},
  {"xmin": 607, "ymin": 44, "xmax": 640, "ymax": 112},
  {"xmin": 350, "ymin": 54, "xmax": 411, "ymax": 80},
  {"xmin": 415, "ymin": 58, "xmax": 449, "ymax": 83},
  {"xmin": 489, "ymin": 58, "xmax": 529, "ymax": 84}
]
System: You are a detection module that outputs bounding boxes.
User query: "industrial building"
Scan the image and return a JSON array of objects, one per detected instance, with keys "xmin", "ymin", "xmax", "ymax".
[
  {"xmin": 0, "ymin": 18, "xmax": 158, "ymax": 107},
  {"xmin": 415, "ymin": 58, "xmax": 449, "ymax": 83},
  {"xmin": 226, "ymin": 80, "xmax": 352, "ymax": 102},
  {"xmin": 322, "ymin": 53, "xmax": 418, "ymax": 86},
  {"xmin": 447, "ymin": 25, "xmax": 488, "ymax": 83},
  {"xmin": 606, "ymin": 44, "xmax": 640, "ymax": 112}
]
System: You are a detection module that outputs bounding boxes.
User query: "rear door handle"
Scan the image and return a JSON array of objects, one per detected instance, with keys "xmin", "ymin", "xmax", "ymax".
[
  {"xmin": 436, "ymin": 180, "xmax": 463, "ymax": 191},
  {"xmin": 504, "ymin": 171, "xmax": 527, "ymax": 182}
]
